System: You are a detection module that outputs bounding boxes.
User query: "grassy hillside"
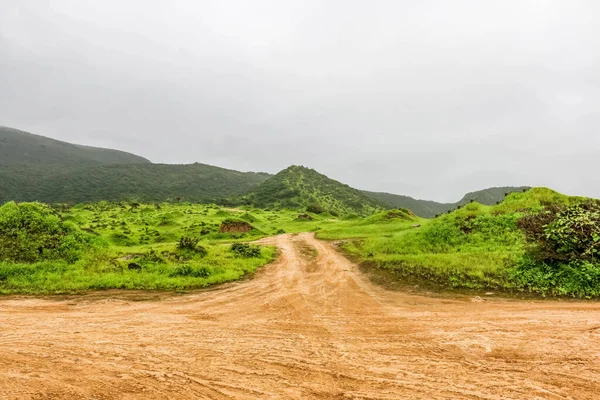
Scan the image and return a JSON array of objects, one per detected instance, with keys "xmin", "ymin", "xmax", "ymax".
[
  {"xmin": 0, "ymin": 201, "xmax": 350, "ymax": 294},
  {"xmin": 321, "ymin": 188, "xmax": 600, "ymax": 297},
  {"xmin": 2, "ymin": 188, "xmax": 599, "ymax": 297},
  {"xmin": 244, "ymin": 165, "xmax": 382, "ymax": 215},
  {"xmin": 363, "ymin": 186, "xmax": 529, "ymax": 218},
  {"xmin": 0, "ymin": 163, "xmax": 271, "ymax": 204},
  {"xmin": 0, "ymin": 126, "xmax": 150, "ymax": 165},
  {"xmin": 0, "ymin": 202, "xmax": 278, "ymax": 294}
]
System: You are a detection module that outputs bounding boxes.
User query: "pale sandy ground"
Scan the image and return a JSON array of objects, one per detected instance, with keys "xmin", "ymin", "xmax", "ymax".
[{"xmin": 1, "ymin": 233, "xmax": 599, "ymax": 399}]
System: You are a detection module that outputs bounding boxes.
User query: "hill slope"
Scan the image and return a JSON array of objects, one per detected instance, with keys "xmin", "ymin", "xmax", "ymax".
[
  {"xmin": 0, "ymin": 126, "xmax": 150, "ymax": 165},
  {"xmin": 245, "ymin": 165, "xmax": 382, "ymax": 215},
  {"xmin": 323, "ymin": 188, "xmax": 600, "ymax": 297},
  {"xmin": 0, "ymin": 163, "xmax": 270, "ymax": 204},
  {"xmin": 363, "ymin": 186, "xmax": 530, "ymax": 218}
]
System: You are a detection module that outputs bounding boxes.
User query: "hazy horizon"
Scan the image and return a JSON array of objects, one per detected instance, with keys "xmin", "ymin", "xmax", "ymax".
[{"xmin": 1, "ymin": 1, "xmax": 599, "ymax": 202}]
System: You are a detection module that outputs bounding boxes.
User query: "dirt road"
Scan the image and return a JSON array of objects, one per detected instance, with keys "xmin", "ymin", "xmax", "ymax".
[{"xmin": 1, "ymin": 233, "xmax": 600, "ymax": 399}]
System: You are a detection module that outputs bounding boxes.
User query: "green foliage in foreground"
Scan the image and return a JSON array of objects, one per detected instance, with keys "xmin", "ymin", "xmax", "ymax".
[
  {"xmin": 0, "ymin": 244, "xmax": 274, "ymax": 294},
  {"xmin": 0, "ymin": 201, "xmax": 339, "ymax": 294},
  {"xmin": 0, "ymin": 202, "xmax": 93, "ymax": 263},
  {"xmin": 2, "ymin": 187, "xmax": 600, "ymax": 298},
  {"xmin": 0, "ymin": 202, "xmax": 284, "ymax": 294},
  {"xmin": 319, "ymin": 188, "xmax": 600, "ymax": 298}
]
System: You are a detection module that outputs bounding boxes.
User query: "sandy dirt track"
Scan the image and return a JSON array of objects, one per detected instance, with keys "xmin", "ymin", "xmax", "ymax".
[{"xmin": 1, "ymin": 233, "xmax": 600, "ymax": 399}]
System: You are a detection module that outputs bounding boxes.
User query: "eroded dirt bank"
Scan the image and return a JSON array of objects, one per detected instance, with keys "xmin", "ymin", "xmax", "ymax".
[{"xmin": 1, "ymin": 233, "xmax": 599, "ymax": 399}]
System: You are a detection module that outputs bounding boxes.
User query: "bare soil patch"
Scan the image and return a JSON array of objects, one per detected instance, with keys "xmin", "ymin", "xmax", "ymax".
[{"xmin": 219, "ymin": 220, "xmax": 253, "ymax": 233}]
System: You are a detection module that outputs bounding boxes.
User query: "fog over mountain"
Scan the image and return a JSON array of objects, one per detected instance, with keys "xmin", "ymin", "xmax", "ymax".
[{"xmin": 1, "ymin": 1, "xmax": 599, "ymax": 202}]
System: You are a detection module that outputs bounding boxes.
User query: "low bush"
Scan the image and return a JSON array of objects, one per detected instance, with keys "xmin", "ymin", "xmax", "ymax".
[
  {"xmin": 169, "ymin": 264, "xmax": 211, "ymax": 278},
  {"xmin": 230, "ymin": 242, "xmax": 261, "ymax": 258},
  {"xmin": 307, "ymin": 203, "xmax": 325, "ymax": 214},
  {"xmin": 178, "ymin": 236, "xmax": 199, "ymax": 250}
]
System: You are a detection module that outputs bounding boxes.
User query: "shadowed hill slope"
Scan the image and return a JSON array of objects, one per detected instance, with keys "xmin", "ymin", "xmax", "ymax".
[
  {"xmin": 0, "ymin": 126, "xmax": 150, "ymax": 166},
  {"xmin": 0, "ymin": 163, "xmax": 271, "ymax": 204}
]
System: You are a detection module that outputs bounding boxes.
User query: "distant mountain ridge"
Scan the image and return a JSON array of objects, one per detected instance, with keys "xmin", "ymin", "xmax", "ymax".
[
  {"xmin": 0, "ymin": 125, "xmax": 528, "ymax": 216},
  {"xmin": 0, "ymin": 126, "xmax": 150, "ymax": 165},
  {"xmin": 363, "ymin": 186, "xmax": 530, "ymax": 218}
]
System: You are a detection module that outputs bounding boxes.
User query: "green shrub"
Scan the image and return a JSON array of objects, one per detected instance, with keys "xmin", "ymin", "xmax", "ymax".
[
  {"xmin": 178, "ymin": 236, "xmax": 199, "ymax": 250},
  {"xmin": 230, "ymin": 242, "xmax": 261, "ymax": 258},
  {"xmin": 307, "ymin": 203, "xmax": 325, "ymax": 214},
  {"xmin": 169, "ymin": 264, "xmax": 211, "ymax": 278},
  {"xmin": 0, "ymin": 202, "xmax": 90, "ymax": 263},
  {"xmin": 510, "ymin": 258, "xmax": 600, "ymax": 298},
  {"xmin": 518, "ymin": 201, "xmax": 600, "ymax": 263}
]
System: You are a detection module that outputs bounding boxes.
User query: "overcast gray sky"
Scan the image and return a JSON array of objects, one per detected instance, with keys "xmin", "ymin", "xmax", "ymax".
[{"xmin": 1, "ymin": 0, "xmax": 599, "ymax": 202}]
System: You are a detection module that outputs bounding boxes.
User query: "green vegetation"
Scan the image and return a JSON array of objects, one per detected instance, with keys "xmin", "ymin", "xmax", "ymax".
[
  {"xmin": 243, "ymin": 165, "xmax": 382, "ymax": 215},
  {"xmin": 319, "ymin": 188, "xmax": 599, "ymax": 298},
  {"xmin": 0, "ymin": 163, "xmax": 271, "ymax": 204},
  {"xmin": 0, "ymin": 126, "xmax": 150, "ymax": 165},
  {"xmin": 1, "ymin": 126, "xmax": 532, "ymax": 220},
  {"xmin": 1, "ymin": 187, "xmax": 599, "ymax": 298},
  {"xmin": 1, "ymin": 130, "xmax": 598, "ymax": 299},
  {"xmin": 512, "ymin": 200, "xmax": 600, "ymax": 297},
  {"xmin": 0, "ymin": 202, "xmax": 288, "ymax": 294},
  {"xmin": 363, "ymin": 186, "xmax": 530, "ymax": 218},
  {"xmin": 0, "ymin": 202, "xmax": 93, "ymax": 263}
]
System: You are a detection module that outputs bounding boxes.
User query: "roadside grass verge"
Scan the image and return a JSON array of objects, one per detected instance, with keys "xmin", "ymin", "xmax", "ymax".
[{"xmin": 0, "ymin": 243, "xmax": 275, "ymax": 295}]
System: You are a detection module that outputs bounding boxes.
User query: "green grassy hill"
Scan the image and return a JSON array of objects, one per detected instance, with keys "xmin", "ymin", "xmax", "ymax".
[
  {"xmin": 363, "ymin": 186, "xmax": 530, "ymax": 218},
  {"xmin": 0, "ymin": 126, "xmax": 150, "ymax": 166},
  {"xmin": 321, "ymin": 188, "xmax": 600, "ymax": 297},
  {"xmin": 244, "ymin": 165, "xmax": 382, "ymax": 215},
  {"xmin": 0, "ymin": 163, "xmax": 271, "ymax": 204}
]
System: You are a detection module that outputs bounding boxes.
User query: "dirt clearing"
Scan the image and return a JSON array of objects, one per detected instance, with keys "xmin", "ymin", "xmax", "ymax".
[{"xmin": 1, "ymin": 233, "xmax": 599, "ymax": 399}]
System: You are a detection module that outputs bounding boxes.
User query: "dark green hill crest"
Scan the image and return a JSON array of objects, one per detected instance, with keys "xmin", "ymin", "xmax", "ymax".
[{"xmin": 246, "ymin": 165, "xmax": 381, "ymax": 216}]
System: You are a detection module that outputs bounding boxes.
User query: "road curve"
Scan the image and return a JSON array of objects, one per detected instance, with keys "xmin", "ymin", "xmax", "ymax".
[{"xmin": 1, "ymin": 233, "xmax": 600, "ymax": 399}]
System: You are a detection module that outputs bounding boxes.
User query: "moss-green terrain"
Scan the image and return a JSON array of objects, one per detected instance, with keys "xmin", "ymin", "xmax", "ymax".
[{"xmin": 1, "ymin": 187, "xmax": 599, "ymax": 298}]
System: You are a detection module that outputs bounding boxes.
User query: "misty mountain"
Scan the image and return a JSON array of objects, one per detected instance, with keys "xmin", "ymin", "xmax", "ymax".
[
  {"xmin": 0, "ymin": 126, "xmax": 150, "ymax": 166},
  {"xmin": 363, "ymin": 186, "xmax": 530, "ymax": 218}
]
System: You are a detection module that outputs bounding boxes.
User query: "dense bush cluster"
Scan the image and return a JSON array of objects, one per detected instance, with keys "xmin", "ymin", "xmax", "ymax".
[
  {"xmin": 0, "ymin": 201, "xmax": 91, "ymax": 263},
  {"xmin": 178, "ymin": 236, "xmax": 200, "ymax": 250},
  {"xmin": 230, "ymin": 242, "xmax": 261, "ymax": 258},
  {"xmin": 512, "ymin": 201, "xmax": 600, "ymax": 297},
  {"xmin": 169, "ymin": 264, "xmax": 211, "ymax": 278},
  {"xmin": 518, "ymin": 201, "xmax": 600, "ymax": 264}
]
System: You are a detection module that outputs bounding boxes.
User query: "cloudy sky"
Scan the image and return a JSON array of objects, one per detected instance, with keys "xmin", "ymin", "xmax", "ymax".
[{"xmin": 1, "ymin": 1, "xmax": 598, "ymax": 202}]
